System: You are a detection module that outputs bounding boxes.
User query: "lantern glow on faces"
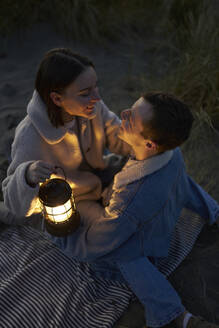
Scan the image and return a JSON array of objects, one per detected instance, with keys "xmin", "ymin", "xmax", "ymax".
[{"xmin": 39, "ymin": 178, "xmax": 80, "ymax": 237}]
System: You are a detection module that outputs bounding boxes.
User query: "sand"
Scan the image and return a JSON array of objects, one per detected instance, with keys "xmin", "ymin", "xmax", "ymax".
[{"xmin": 0, "ymin": 23, "xmax": 219, "ymax": 328}]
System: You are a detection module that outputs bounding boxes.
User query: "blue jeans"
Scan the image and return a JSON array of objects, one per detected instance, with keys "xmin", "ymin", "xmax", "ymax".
[{"xmin": 118, "ymin": 257, "xmax": 185, "ymax": 327}]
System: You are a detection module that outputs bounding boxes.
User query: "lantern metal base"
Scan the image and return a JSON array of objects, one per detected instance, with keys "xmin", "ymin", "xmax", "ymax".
[{"xmin": 45, "ymin": 211, "xmax": 80, "ymax": 237}]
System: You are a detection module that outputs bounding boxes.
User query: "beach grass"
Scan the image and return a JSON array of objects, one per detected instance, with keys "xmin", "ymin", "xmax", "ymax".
[
  {"xmin": 140, "ymin": 0, "xmax": 219, "ymax": 122},
  {"xmin": 0, "ymin": 0, "xmax": 163, "ymax": 40},
  {"xmin": 1, "ymin": 0, "xmax": 218, "ymax": 107}
]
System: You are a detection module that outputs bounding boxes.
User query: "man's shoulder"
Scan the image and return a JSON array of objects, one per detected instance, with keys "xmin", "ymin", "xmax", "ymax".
[{"xmin": 127, "ymin": 151, "xmax": 186, "ymax": 205}]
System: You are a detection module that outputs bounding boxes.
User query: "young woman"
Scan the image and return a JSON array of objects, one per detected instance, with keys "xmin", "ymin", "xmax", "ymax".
[
  {"xmin": 2, "ymin": 48, "xmax": 129, "ymax": 218},
  {"xmin": 0, "ymin": 48, "xmax": 136, "ymax": 328}
]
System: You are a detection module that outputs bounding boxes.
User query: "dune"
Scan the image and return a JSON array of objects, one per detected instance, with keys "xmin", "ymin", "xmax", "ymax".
[{"xmin": 0, "ymin": 23, "xmax": 219, "ymax": 327}]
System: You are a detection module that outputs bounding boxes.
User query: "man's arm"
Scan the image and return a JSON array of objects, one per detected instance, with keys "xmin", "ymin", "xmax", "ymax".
[{"xmin": 186, "ymin": 176, "xmax": 219, "ymax": 225}]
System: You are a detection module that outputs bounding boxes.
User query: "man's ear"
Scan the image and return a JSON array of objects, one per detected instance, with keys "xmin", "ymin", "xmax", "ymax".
[
  {"xmin": 50, "ymin": 92, "xmax": 62, "ymax": 107},
  {"xmin": 145, "ymin": 140, "xmax": 157, "ymax": 150}
]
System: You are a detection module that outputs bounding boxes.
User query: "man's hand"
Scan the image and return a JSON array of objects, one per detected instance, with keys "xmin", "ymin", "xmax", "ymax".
[{"xmin": 25, "ymin": 160, "xmax": 57, "ymax": 187}]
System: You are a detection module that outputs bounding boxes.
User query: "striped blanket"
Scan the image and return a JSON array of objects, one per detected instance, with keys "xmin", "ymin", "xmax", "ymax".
[{"xmin": 0, "ymin": 209, "xmax": 204, "ymax": 328}]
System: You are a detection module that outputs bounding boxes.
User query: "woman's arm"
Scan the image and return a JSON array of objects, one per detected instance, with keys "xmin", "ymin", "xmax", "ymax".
[
  {"xmin": 47, "ymin": 186, "xmax": 138, "ymax": 262},
  {"xmin": 2, "ymin": 159, "xmax": 41, "ymax": 217},
  {"xmin": 100, "ymin": 101, "xmax": 131, "ymax": 156}
]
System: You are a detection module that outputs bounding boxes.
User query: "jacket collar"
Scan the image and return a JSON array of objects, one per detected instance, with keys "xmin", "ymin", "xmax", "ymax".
[
  {"xmin": 27, "ymin": 90, "xmax": 70, "ymax": 144},
  {"xmin": 113, "ymin": 150, "xmax": 174, "ymax": 190}
]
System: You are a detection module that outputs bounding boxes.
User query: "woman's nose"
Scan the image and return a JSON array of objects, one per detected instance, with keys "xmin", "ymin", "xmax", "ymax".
[{"xmin": 91, "ymin": 88, "xmax": 101, "ymax": 102}]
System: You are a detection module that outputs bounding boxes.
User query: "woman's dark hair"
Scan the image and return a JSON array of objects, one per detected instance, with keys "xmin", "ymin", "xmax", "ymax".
[
  {"xmin": 142, "ymin": 92, "xmax": 194, "ymax": 152},
  {"xmin": 35, "ymin": 48, "xmax": 94, "ymax": 127}
]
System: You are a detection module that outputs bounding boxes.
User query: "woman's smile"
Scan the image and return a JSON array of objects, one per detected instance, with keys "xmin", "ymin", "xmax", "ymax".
[{"xmin": 84, "ymin": 104, "xmax": 96, "ymax": 116}]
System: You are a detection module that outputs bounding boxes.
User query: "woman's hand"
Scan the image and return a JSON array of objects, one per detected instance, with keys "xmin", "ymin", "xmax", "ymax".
[{"xmin": 25, "ymin": 160, "xmax": 57, "ymax": 187}]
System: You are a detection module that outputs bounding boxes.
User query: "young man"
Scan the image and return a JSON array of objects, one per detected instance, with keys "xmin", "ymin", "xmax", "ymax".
[{"xmin": 48, "ymin": 92, "xmax": 219, "ymax": 328}]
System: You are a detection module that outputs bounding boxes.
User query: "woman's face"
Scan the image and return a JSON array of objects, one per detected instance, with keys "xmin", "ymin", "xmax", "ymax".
[{"xmin": 51, "ymin": 66, "xmax": 100, "ymax": 119}]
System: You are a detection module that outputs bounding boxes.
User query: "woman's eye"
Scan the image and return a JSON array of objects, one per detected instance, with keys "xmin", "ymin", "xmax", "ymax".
[{"xmin": 79, "ymin": 84, "xmax": 98, "ymax": 97}]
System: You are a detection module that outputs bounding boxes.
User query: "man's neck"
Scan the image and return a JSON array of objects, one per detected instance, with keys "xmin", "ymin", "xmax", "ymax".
[{"xmin": 133, "ymin": 146, "xmax": 158, "ymax": 161}]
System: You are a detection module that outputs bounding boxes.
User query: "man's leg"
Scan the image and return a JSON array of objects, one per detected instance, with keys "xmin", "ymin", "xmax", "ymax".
[
  {"xmin": 118, "ymin": 257, "xmax": 219, "ymax": 328},
  {"xmin": 118, "ymin": 257, "xmax": 185, "ymax": 327}
]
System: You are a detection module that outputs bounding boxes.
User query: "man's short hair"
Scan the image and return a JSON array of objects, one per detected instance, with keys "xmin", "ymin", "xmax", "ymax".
[{"xmin": 142, "ymin": 92, "xmax": 194, "ymax": 152}]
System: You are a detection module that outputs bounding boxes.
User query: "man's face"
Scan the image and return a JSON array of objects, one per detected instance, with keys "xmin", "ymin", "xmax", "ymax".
[{"xmin": 118, "ymin": 97, "xmax": 154, "ymax": 147}]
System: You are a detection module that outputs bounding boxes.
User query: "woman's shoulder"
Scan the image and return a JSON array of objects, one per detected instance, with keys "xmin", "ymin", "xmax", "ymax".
[{"xmin": 13, "ymin": 115, "xmax": 41, "ymax": 149}]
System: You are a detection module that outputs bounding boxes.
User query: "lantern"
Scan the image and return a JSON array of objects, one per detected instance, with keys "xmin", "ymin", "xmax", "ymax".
[{"xmin": 39, "ymin": 178, "xmax": 80, "ymax": 237}]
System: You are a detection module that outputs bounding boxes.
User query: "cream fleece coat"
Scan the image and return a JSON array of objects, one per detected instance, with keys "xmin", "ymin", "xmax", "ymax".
[{"xmin": 2, "ymin": 91, "xmax": 129, "ymax": 217}]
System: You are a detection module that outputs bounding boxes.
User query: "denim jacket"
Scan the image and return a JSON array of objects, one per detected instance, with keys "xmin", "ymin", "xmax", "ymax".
[{"xmin": 50, "ymin": 148, "xmax": 219, "ymax": 263}]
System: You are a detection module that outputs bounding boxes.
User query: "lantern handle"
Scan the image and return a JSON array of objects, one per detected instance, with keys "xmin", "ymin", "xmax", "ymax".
[{"xmin": 54, "ymin": 166, "xmax": 67, "ymax": 181}]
